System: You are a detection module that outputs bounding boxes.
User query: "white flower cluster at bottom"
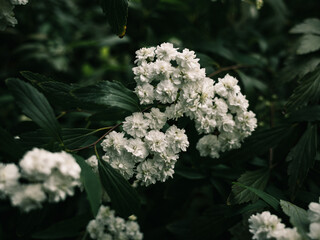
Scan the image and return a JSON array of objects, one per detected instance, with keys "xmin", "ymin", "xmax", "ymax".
[
  {"xmin": 87, "ymin": 205, "xmax": 143, "ymax": 240},
  {"xmin": 0, "ymin": 148, "xmax": 81, "ymax": 212},
  {"xmin": 248, "ymin": 211, "xmax": 301, "ymax": 240},
  {"xmin": 249, "ymin": 199, "xmax": 320, "ymax": 240}
]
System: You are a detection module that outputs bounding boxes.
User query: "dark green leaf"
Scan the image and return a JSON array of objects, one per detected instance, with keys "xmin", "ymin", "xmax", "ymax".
[
  {"xmin": 287, "ymin": 124, "xmax": 317, "ymax": 194},
  {"xmin": 228, "ymin": 169, "xmax": 270, "ymax": 204},
  {"xmin": 89, "ymin": 107, "xmax": 131, "ymax": 122},
  {"xmin": 20, "ymin": 71, "xmax": 55, "ymax": 84},
  {"xmin": 32, "ymin": 213, "xmax": 91, "ymax": 239},
  {"xmin": 74, "ymin": 155, "xmax": 102, "ymax": 216},
  {"xmin": 62, "ymin": 128, "xmax": 98, "ymax": 149},
  {"xmin": 289, "ymin": 106, "xmax": 320, "ymax": 122},
  {"xmin": 296, "ymin": 34, "xmax": 320, "ymax": 55},
  {"xmin": 222, "ymin": 124, "xmax": 296, "ymax": 162},
  {"xmin": 6, "ymin": 78, "xmax": 62, "ymax": 143},
  {"xmin": 290, "ymin": 18, "xmax": 320, "ymax": 35},
  {"xmin": 72, "ymin": 80, "xmax": 140, "ymax": 112},
  {"xmin": 98, "ymin": 159, "xmax": 140, "ymax": 217},
  {"xmin": 280, "ymin": 200, "xmax": 309, "ymax": 238},
  {"xmin": 100, "ymin": 0, "xmax": 128, "ymax": 36},
  {"xmin": 285, "ymin": 69, "xmax": 320, "ymax": 112},
  {"xmin": 175, "ymin": 168, "xmax": 206, "ymax": 180},
  {"xmin": 0, "ymin": 127, "xmax": 24, "ymax": 160},
  {"xmin": 237, "ymin": 70, "xmax": 268, "ymax": 95},
  {"xmin": 232, "ymin": 182, "xmax": 280, "ymax": 211}
]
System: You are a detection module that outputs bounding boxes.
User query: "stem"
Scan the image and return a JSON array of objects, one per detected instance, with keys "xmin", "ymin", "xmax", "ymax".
[
  {"xmin": 69, "ymin": 122, "xmax": 123, "ymax": 152},
  {"xmin": 208, "ymin": 64, "xmax": 251, "ymax": 78}
]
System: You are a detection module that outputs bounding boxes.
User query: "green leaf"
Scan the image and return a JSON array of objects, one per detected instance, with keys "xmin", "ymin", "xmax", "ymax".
[
  {"xmin": 100, "ymin": 0, "xmax": 128, "ymax": 36},
  {"xmin": 232, "ymin": 182, "xmax": 279, "ymax": 211},
  {"xmin": 287, "ymin": 124, "xmax": 318, "ymax": 194},
  {"xmin": 20, "ymin": 71, "xmax": 55, "ymax": 84},
  {"xmin": 74, "ymin": 155, "xmax": 102, "ymax": 216},
  {"xmin": 281, "ymin": 57, "xmax": 320, "ymax": 83},
  {"xmin": 228, "ymin": 169, "xmax": 270, "ymax": 205},
  {"xmin": 237, "ymin": 70, "xmax": 268, "ymax": 95},
  {"xmin": 0, "ymin": 127, "xmax": 24, "ymax": 160},
  {"xmin": 62, "ymin": 128, "xmax": 98, "ymax": 149},
  {"xmin": 289, "ymin": 106, "xmax": 320, "ymax": 122},
  {"xmin": 297, "ymin": 34, "xmax": 320, "ymax": 55},
  {"xmin": 72, "ymin": 80, "xmax": 140, "ymax": 112},
  {"xmin": 98, "ymin": 159, "xmax": 140, "ymax": 217},
  {"xmin": 6, "ymin": 78, "xmax": 62, "ymax": 143},
  {"xmin": 290, "ymin": 18, "xmax": 320, "ymax": 35},
  {"xmin": 285, "ymin": 69, "xmax": 320, "ymax": 112},
  {"xmin": 32, "ymin": 213, "xmax": 91, "ymax": 239},
  {"xmin": 175, "ymin": 167, "xmax": 206, "ymax": 180},
  {"xmin": 222, "ymin": 124, "xmax": 296, "ymax": 162},
  {"xmin": 280, "ymin": 200, "xmax": 309, "ymax": 238}
]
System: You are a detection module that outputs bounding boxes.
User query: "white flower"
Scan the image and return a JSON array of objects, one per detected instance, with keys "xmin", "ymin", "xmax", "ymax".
[
  {"xmin": 55, "ymin": 151, "xmax": 81, "ymax": 180},
  {"xmin": 10, "ymin": 184, "xmax": 46, "ymax": 212},
  {"xmin": 248, "ymin": 211, "xmax": 286, "ymax": 240},
  {"xmin": 101, "ymin": 131, "xmax": 127, "ymax": 154},
  {"xmin": 308, "ymin": 200, "xmax": 320, "ymax": 222},
  {"xmin": 155, "ymin": 79, "xmax": 179, "ymax": 104},
  {"xmin": 219, "ymin": 113, "xmax": 235, "ymax": 133},
  {"xmin": 144, "ymin": 108, "xmax": 167, "ymax": 130},
  {"xmin": 196, "ymin": 135, "xmax": 221, "ymax": 159},
  {"xmin": 164, "ymin": 102, "xmax": 184, "ymax": 120},
  {"xmin": 144, "ymin": 130, "xmax": 167, "ymax": 153},
  {"xmin": 19, "ymin": 148, "xmax": 57, "ymax": 181},
  {"xmin": 236, "ymin": 111, "xmax": 257, "ymax": 133},
  {"xmin": 123, "ymin": 112, "xmax": 149, "ymax": 138},
  {"xmin": 152, "ymin": 60, "xmax": 174, "ymax": 81},
  {"xmin": 215, "ymin": 74, "xmax": 240, "ymax": 98},
  {"xmin": 155, "ymin": 42, "xmax": 178, "ymax": 61},
  {"xmin": 134, "ymin": 47, "xmax": 156, "ymax": 65},
  {"xmin": 272, "ymin": 227, "xmax": 302, "ymax": 240},
  {"xmin": 0, "ymin": 163, "xmax": 20, "ymax": 198},
  {"xmin": 86, "ymin": 155, "xmax": 98, "ymax": 173},
  {"xmin": 125, "ymin": 138, "xmax": 149, "ymax": 162},
  {"xmin": 219, "ymin": 131, "xmax": 242, "ymax": 152},
  {"xmin": 308, "ymin": 222, "xmax": 320, "ymax": 240},
  {"xmin": 213, "ymin": 97, "xmax": 228, "ymax": 116},
  {"xmin": 103, "ymin": 153, "xmax": 135, "ymax": 180},
  {"xmin": 165, "ymin": 125, "xmax": 189, "ymax": 153},
  {"xmin": 87, "ymin": 219, "xmax": 105, "ymax": 239},
  {"xmin": 176, "ymin": 49, "xmax": 199, "ymax": 70},
  {"xmin": 133, "ymin": 62, "xmax": 153, "ymax": 84},
  {"xmin": 136, "ymin": 160, "xmax": 159, "ymax": 186},
  {"xmin": 11, "ymin": 0, "xmax": 28, "ymax": 5},
  {"xmin": 134, "ymin": 83, "xmax": 155, "ymax": 105},
  {"xmin": 87, "ymin": 205, "xmax": 143, "ymax": 239}
]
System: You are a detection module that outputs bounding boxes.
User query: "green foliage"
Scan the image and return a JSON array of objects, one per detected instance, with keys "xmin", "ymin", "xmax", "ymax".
[
  {"xmin": 232, "ymin": 182, "xmax": 280, "ymax": 211},
  {"xmin": 100, "ymin": 0, "xmax": 128, "ymax": 36},
  {"xmin": 287, "ymin": 123, "xmax": 318, "ymax": 194},
  {"xmin": 32, "ymin": 213, "xmax": 91, "ymax": 239},
  {"xmin": 229, "ymin": 169, "xmax": 270, "ymax": 204},
  {"xmin": 74, "ymin": 155, "xmax": 102, "ymax": 216},
  {"xmin": 0, "ymin": 127, "xmax": 24, "ymax": 160},
  {"xmin": 6, "ymin": 78, "xmax": 62, "ymax": 143},
  {"xmin": 280, "ymin": 200, "xmax": 310, "ymax": 238},
  {"xmin": 98, "ymin": 158, "xmax": 140, "ymax": 218},
  {"xmin": 72, "ymin": 80, "xmax": 140, "ymax": 112}
]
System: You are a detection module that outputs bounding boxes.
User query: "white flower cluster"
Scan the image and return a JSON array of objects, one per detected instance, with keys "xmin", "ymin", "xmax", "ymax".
[
  {"xmin": 248, "ymin": 211, "xmax": 301, "ymax": 240},
  {"xmin": 0, "ymin": 148, "xmax": 81, "ymax": 212},
  {"xmin": 100, "ymin": 108, "xmax": 189, "ymax": 186},
  {"xmin": 308, "ymin": 198, "xmax": 320, "ymax": 239},
  {"xmin": 0, "ymin": 0, "xmax": 28, "ymax": 30},
  {"xmin": 87, "ymin": 205, "xmax": 143, "ymax": 240},
  {"xmin": 133, "ymin": 43, "xmax": 257, "ymax": 159}
]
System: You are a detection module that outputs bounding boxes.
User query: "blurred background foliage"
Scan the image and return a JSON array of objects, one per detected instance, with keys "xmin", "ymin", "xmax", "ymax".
[{"xmin": 0, "ymin": 0, "xmax": 320, "ymax": 239}]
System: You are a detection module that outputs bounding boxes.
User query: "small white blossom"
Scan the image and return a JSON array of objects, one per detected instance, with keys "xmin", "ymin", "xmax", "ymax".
[
  {"xmin": 144, "ymin": 130, "xmax": 167, "ymax": 153},
  {"xmin": 144, "ymin": 108, "xmax": 167, "ymax": 130},
  {"xmin": 123, "ymin": 112, "xmax": 149, "ymax": 138},
  {"xmin": 155, "ymin": 42, "xmax": 178, "ymax": 61},
  {"xmin": 125, "ymin": 138, "xmax": 149, "ymax": 162},
  {"xmin": 308, "ymin": 222, "xmax": 320, "ymax": 239},
  {"xmin": 248, "ymin": 211, "xmax": 286, "ymax": 240},
  {"xmin": 10, "ymin": 184, "xmax": 46, "ymax": 212},
  {"xmin": 155, "ymin": 79, "xmax": 179, "ymax": 104},
  {"xmin": 0, "ymin": 163, "xmax": 20, "ymax": 198},
  {"xmin": 134, "ymin": 83, "xmax": 155, "ymax": 105},
  {"xmin": 86, "ymin": 155, "xmax": 98, "ymax": 173},
  {"xmin": 134, "ymin": 47, "xmax": 156, "ymax": 65},
  {"xmin": 165, "ymin": 125, "xmax": 189, "ymax": 153}
]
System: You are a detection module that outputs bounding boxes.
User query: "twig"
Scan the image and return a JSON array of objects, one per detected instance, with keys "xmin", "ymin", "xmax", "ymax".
[{"xmin": 208, "ymin": 64, "xmax": 251, "ymax": 78}]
